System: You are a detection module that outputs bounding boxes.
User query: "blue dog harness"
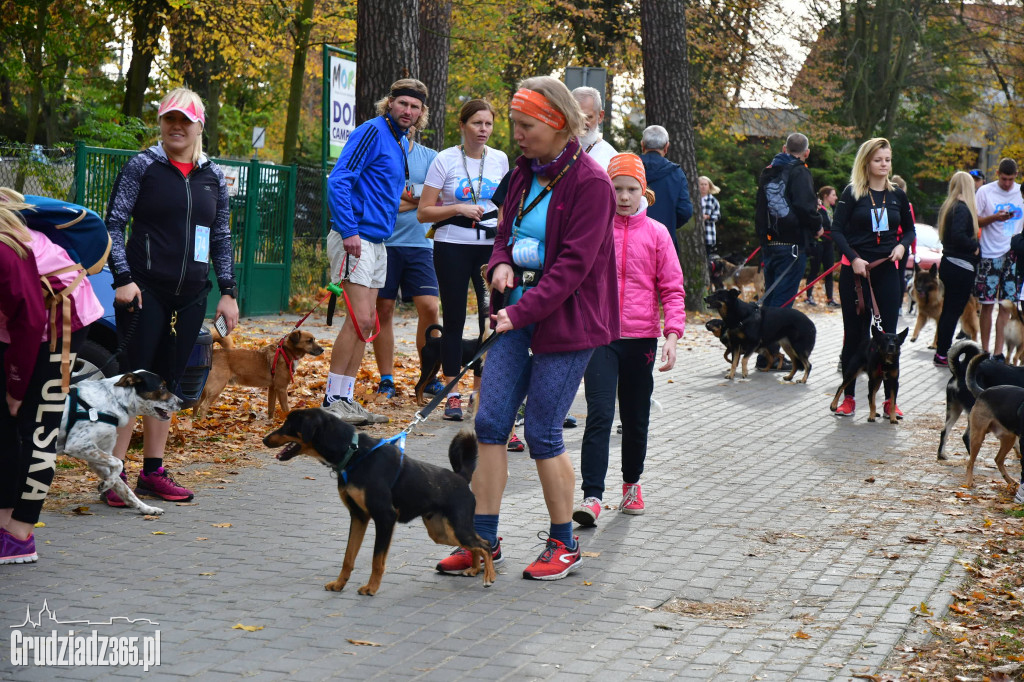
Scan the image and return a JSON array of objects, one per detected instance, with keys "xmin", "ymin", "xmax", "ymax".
[{"xmin": 330, "ymin": 432, "xmax": 406, "ymax": 487}]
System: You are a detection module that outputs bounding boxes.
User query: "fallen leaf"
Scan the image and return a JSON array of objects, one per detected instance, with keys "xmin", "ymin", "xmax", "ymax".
[
  {"xmin": 151, "ymin": 531, "xmax": 168, "ymax": 535},
  {"xmin": 347, "ymin": 639, "xmax": 381, "ymax": 647},
  {"xmin": 582, "ymin": 581, "xmax": 592, "ymax": 586},
  {"xmin": 143, "ymin": 514, "xmax": 160, "ymax": 520},
  {"xmin": 580, "ymin": 551, "xmax": 601, "ymax": 558},
  {"xmin": 904, "ymin": 536, "xmax": 929, "ymax": 544},
  {"xmin": 72, "ymin": 506, "xmax": 94, "ymax": 515},
  {"xmin": 792, "ymin": 631, "xmax": 811, "ymax": 639},
  {"xmin": 34, "ymin": 522, "xmax": 45, "ymax": 528},
  {"xmin": 199, "ymin": 572, "xmax": 215, "ymax": 576},
  {"xmin": 211, "ymin": 523, "xmax": 232, "ymax": 528},
  {"xmin": 232, "ymin": 624, "xmax": 263, "ymax": 632},
  {"xmin": 196, "ymin": 537, "xmax": 209, "ymax": 541},
  {"xmin": 864, "ymin": 477, "xmax": 875, "ymax": 483},
  {"xmin": 304, "ymin": 476, "xmax": 316, "ymax": 480}
]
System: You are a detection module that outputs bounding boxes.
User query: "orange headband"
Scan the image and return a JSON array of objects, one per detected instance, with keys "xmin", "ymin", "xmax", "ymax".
[
  {"xmin": 607, "ymin": 153, "xmax": 648, "ymax": 194},
  {"xmin": 510, "ymin": 89, "xmax": 567, "ymax": 130}
]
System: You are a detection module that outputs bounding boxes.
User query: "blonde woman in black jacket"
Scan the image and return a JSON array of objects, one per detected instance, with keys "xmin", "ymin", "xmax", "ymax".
[{"xmin": 934, "ymin": 171, "xmax": 981, "ymax": 365}]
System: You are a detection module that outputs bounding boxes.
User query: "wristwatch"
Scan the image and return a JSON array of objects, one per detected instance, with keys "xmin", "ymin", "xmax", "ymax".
[{"xmin": 220, "ymin": 285, "xmax": 237, "ymax": 299}]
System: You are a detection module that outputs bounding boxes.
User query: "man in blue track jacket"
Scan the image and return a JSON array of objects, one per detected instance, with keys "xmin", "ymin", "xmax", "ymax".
[{"xmin": 323, "ymin": 78, "xmax": 429, "ymax": 425}]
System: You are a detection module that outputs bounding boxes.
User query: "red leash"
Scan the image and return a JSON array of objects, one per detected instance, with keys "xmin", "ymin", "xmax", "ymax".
[
  {"xmin": 780, "ymin": 262, "xmax": 840, "ymax": 308},
  {"xmin": 270, "ymin": 287, "xmax": 335, "ymax": 379}
]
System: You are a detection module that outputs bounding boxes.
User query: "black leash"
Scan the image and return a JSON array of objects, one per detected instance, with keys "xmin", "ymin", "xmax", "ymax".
[
  {"xmin": 414, "ymin": 330, "xmax": 503, "ymax": 424},
  {"xmin": 754, "ymin": 245, "xmax": 800, "ymax": 306},
  {"xmin": 69, "ymin": 301, "xmax": 140, "ymax": 385}
]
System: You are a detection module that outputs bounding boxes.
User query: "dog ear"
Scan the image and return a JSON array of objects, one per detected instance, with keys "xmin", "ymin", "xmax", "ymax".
[
  {"xmin": 929, "ymin": 264, "xmax": 937, "ymax": 276},
  {"xmin": 897, "ymin": 327, "xmax": 909, "ymax": 343},
  {"xmin": 115, "ymin": 372, "xmax": 141, "ymax": 388},
  {"xmin": 728, "ymin": 288, "xmax": 740, "ymax": 299},
  {"xmin": 288, "ymin": 330, "xmax": 302, "ymax": 345}
]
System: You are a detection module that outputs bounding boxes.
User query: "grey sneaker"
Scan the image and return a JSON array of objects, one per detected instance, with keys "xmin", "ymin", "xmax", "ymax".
[
  {"xmin": 322, "ymin": 399, "xmax": 369, "ymax": 425},
  {"xmin": 1015, "ymin": 484, "xmax": 1024, "ymax": 505},
  {"xmin": 347, "ymin": 399, "xmax": 389, "ymax": 424}
]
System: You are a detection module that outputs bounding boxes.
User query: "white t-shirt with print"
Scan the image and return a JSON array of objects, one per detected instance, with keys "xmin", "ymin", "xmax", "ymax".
[
  {"xmin": 976, "ymin": 180, "xmax": 1024, "ymax": 258},
  {"xmin": 423, "ymin": 145, "xmax": 509, "ymax": 245}
]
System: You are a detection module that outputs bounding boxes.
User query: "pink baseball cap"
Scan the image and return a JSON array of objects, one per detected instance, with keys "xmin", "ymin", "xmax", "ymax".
[{"xmin": 158, "ymin": 99, "xmax": 205, "ymax": 125}]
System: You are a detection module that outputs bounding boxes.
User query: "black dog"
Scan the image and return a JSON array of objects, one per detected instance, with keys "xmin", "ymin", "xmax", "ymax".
[
  {"xmin": 938, "ymin": 340, "xmax": 1024, "ymax": 460},
  {"xmin": 263, "ymin": 409, "xmax": 495, "ymax": 595},
  {"xmin": 830, "ymin": 326, "xmax": 908, "ymax": 423},
  {"xmin": 414, "ymin": 324, "xmax": 487, "ymax": 404},
  {"xmin": 704, "ymin": 288, "xmax": 816, "ymax": 382}
]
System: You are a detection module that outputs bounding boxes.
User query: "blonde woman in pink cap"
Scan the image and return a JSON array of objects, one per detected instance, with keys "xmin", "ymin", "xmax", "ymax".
[{"xmin": 102, "ymin": 87, "xmax": 239, "ymax": 507}]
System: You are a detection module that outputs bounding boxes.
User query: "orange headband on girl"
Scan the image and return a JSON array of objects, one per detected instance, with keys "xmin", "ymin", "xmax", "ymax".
[
  {"xmin": 510, "ymin": 89, "xmax": 567, "ymax": 130},
  {"xmin": 608, "ymin": 153, "xmax": 648, "ymax": 194}
]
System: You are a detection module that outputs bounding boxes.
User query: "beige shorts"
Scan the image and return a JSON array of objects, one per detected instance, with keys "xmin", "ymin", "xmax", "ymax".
[{"xmin": 327, "ymin": 231, "xmax": 387, "ymax": 289}]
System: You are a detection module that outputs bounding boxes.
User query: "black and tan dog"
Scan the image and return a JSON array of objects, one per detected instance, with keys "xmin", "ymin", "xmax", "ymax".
[
  {"xmin": 910, "ymin": 264, "xmax": 979, "ymax": 347},
  {"xmin": 939, "ymin": 340, "xmax": 1024, "ymax": 460},
  {"xmin": 263, "ymin": 408, "xmax": 495, "ymax": 595},
  {"xmin": 194, "ymin": 329, "xmax": 324, "ymax": 420},
  {"xmin": 704, "ymin": 288, "xmax": 815, "ymax": 382},
  {"xmin": 963, "ymin": 352, "xmax": 1024, "ymax": 489},
  {"xmin": 830, "ymin": 326, "xmax": 908, "ymax": 423}
]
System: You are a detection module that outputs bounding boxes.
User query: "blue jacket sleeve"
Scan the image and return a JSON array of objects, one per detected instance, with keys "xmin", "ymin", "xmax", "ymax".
[
  {"xmin": 327, "ymin": 123, "xmax": 381, "ymax": 238},
  {"xmin": 676, "ymin": 169, "xmax": 693, "ymax": 226}
]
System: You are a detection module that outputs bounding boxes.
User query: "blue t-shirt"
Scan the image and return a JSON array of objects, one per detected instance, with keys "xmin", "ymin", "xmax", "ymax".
[
  {"xmin": 508, "ymin": 177, "xmax": 550, "ymax": 305},
  {"xmin": 387, "ymin": 143, "xmax": 439, "ymax": 248}
]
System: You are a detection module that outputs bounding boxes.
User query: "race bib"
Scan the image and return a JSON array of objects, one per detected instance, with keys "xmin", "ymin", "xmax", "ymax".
[
  {"xmin": 512, "ymin": 237, "xmax": 544, "ymax": 269},
  {"xmin": 870, "ymin": 207, "xmax": 889, "ymax": 233},
  {"xmin": 194, "ymin": 225, "xmax": 210, "ymax": 263}
]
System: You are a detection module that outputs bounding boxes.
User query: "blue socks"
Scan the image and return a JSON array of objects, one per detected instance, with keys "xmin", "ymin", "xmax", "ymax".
[
  {"xmin": 474, "ymin": 514, "xmax": 499, "ymax": 548},
  {"xmin": 550, "ymin": 522, "xmax": 575, "ymax": 550}
]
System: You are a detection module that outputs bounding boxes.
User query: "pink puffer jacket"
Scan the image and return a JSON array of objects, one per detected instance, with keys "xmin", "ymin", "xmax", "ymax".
[{"xmin": 613, "ymin": 202, "xmax": 686, "ymax": 339}]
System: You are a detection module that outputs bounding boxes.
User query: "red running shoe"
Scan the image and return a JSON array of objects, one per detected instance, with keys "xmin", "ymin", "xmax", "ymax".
[
  {"xmin": 833, "ymin": 396, "xmax": 855, "ymax": 417},
  {"xmin": 522, "ymin": 533, "xmax": 582, "ymax": 581},
  {"xmin": 883, "ymin": 400, "xmax": 904, "ymax": 419}
]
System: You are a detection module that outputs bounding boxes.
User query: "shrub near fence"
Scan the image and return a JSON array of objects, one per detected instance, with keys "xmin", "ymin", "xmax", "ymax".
[{"xmin": 0, "ymin": 143, "xmax": 76, "ymax": 199}]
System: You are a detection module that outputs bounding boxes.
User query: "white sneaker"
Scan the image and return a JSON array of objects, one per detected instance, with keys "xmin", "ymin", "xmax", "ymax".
[
  {"xmin": 322, "ymin": 399, "xmax": 369, "ymax": 425},
  {"xmin": 1015, "ymin": 484, "xmax": 1024, "ymax": 505},
  {"xmin": 347, "ymin": 399, "xmax": 389, "ymax": 424}
]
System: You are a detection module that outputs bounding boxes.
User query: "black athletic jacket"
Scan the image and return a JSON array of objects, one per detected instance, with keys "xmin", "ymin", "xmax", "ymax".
[{"xmin": 106, "ymin": 143, "xmax": 236, "ymax": 297}]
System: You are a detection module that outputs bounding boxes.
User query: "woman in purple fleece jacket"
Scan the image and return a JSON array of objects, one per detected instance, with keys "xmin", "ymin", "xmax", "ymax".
[{"xmin": 434, "ymin": 76, "xmax": 618, "ymax": 581}]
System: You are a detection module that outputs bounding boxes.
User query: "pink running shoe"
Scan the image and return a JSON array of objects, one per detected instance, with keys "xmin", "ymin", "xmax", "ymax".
[
  {"xmin": 0, "ymin": 528, "xmax": 37, "ymax": 564},
  {"xmin": 102, "ymin": 470, "xmax": 129, "ymax": 507},
  {"xmin": 833, "ymin": 396, "xmax": 855, "ymax": 417},
  {"xmin": 572, "ymin": 497, "xmax": 601, "ymax": 526},
  {"xmin": 621, "ymin": 483, "xmax": 645, "ymax": 515},
  {"xmin": 882, "ymin": 400, "xmax": 904, "ymax": 419},
  {"xmin": 136, "ymin": 467, "xmax": 194, "ymax": 502}
]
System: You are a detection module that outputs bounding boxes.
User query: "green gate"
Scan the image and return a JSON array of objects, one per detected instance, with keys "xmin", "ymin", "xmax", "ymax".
[{"xmin": 73, "ymin": 142, "xmax": 297, "ymax": 316}]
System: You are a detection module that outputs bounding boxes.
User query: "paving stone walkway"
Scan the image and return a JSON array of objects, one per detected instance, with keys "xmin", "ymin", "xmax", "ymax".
[{"xmin": 0, "ymin": 304, "xmax": 997, "ymax": 681}]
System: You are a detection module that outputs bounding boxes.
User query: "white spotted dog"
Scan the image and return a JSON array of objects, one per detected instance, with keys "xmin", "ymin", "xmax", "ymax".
[{"xmin": 56, "ymin": 371, "xmax": 182, "ymax": 515}]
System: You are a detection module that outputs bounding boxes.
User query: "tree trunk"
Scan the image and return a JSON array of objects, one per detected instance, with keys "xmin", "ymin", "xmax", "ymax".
[
  {"xmin": 122, "ymin": 0, "xmax": 168, "ymax": 118},
  {"xmin": 417, "ymin": 0, "xmax": 451, "ymax": 149},
  {"xmin": 355, "ymin": 0, "xmax": 420, "ymax": 126},
  {"xmin": 283, "ymin": 0, "xmax": 317, "ymax": 164},
  {"xmin": 640, "ymin": 0, "xmax": 707, "ymax": 311}
]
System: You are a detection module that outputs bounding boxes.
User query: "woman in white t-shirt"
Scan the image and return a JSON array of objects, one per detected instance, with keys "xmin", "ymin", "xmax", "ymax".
[{"xmin": 418, "ymin": 99, "xmax": 509, "ymax": 420}]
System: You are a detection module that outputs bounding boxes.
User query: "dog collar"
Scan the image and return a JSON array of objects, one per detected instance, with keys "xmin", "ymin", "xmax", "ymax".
[
  {"xmin": 329, "ymin": 432, "xmax": 362, "ymax": 481},
  {"xmin": 333, "ymin": 432, "xmax": 407, "ymax": 486}
]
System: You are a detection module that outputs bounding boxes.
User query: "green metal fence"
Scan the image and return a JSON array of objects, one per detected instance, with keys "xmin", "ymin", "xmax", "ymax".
[{"xmin": 73, "ymin": 142, "xmax": 296, "ymax": 316}]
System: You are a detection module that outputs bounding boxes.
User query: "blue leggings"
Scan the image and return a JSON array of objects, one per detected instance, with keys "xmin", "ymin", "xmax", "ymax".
[{"xmin": 474, "ymin": 326, "xmax": 593, "ymax": 459}]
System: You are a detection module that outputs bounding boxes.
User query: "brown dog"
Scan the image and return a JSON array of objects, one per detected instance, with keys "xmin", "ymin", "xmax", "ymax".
[
  {"xmin": 910, "ymin": 264, "xmax": 979, "ymax": 347},
  {"xmin": 720, "ymin": 262, "xmax": 765, "ymax": 298},
  {"xmin": 193, "ymin": 329, "xmax": 325, "ymax": 420}
]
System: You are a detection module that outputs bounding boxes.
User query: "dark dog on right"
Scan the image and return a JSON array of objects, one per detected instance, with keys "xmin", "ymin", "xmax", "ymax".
[
  {"xmin": 962, "ymin": 351, "xmax": 1024, "ymax": 490},
  {"xmin": 414, "ymin": 324, "xmax": 487, "ymax": 405},
  {"xmin": 830, "ymin": 326, "xmax": 908, "ymax": 423}
]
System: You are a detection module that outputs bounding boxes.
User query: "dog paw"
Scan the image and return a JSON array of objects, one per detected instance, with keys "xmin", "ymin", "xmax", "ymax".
[
  {"xmin": 324, "ymin": 580, "xmax": 346, "ymax": 592},
  {"xmin": 357, "ymin": 584, "xmax": 377, "ymax": 596},
  {"xmin": 461, "ymin": 567, "xmax": 481, "ymax": 578},
  {"xmin": 139, "ymin": 505, "xmax": 164, "ymax": 515},
  {"xmin": 867, "ymin": 417, "xmax": 876, "ymax": 423},
  {"xmin": 937, "ymin": 453, "xmax": 948, "ymax": 461}
]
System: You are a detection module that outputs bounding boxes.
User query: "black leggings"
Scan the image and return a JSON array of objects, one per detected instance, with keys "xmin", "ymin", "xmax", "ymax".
[
  {"xmin": 936, "ymin": 257, "xmax": 977, "ymax": 357},
  {"xmin": 838, "ymin": 263, "xmax": 902, "ymax": 398},
  {"xmin": 116, "ymin": 281, "xmax": 210, "ymax": 391},
  {"xmin": 0, "ymin": 330, "xmax": 86, "ymax": 524},
  {"xmin": 433, "ymin": 242, "xmax": 489, "ymax": 378}
]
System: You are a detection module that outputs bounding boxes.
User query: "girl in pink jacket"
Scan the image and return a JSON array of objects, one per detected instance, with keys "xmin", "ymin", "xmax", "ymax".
[{"xmin": 574, "ymin": 153, "xmax": 685, "ymax": 524}]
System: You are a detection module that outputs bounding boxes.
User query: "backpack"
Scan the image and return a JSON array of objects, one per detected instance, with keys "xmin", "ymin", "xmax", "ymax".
[
  {"xmin": 758, "ymin": 164, "xmax": 794, "ymax": 242},
  {"xmin": 21, "ymin": 195, "xmax": 111, "ymax": 274},
  {"xmin": 19, "ymin": 196, "xmax": 109, "ymax": 391}
]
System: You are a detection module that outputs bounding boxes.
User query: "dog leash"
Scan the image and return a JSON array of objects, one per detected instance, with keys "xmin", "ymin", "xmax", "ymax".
[
  {"xmin": 726, "ymin": 246, "xmax": 761, "ymax": 281},
  {"xmin": 754, "ymin": 245, "xmax": 800, "ymax": 305},
  {"xmin": 853, "ymin": 258, "xmax": 892, "ymax": 332},
  {"xmin": 779, "ymin": 262, "xmax": 840, "ymax": 308},
  {"xmin": 69, "ymin": 301, "xmax": 141, "ymax": 385}
]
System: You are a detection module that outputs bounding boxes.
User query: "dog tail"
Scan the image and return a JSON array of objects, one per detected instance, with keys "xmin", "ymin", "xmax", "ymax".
[
  {"xmin": 448, "ymin": 428, "xmax": 478, "ymax": 483},
  {"xmin": 210, "ymin": 328, "xmax": 234, "ymax": 350},
  {"xmin": 948, "ymin": 340, "xmax": 982, "ymax": 379},
  {"xmin": 966, "ymin": 350, "xmax": 990, "ymax": 398}
]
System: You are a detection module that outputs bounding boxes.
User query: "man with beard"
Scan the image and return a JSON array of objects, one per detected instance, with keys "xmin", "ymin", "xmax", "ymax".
[{"xmin": 572, "ymin": 87, "xmax": 617, "ymax": 170}]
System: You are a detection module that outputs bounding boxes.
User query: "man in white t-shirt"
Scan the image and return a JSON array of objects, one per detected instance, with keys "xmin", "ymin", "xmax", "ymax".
[
  {"xmin": 572, "ymin": 86, "xmax": 616, "ymax": 170},
  {"xmin": 974, "ymin": 157, "xmax": 1024, "ymax": 359}
]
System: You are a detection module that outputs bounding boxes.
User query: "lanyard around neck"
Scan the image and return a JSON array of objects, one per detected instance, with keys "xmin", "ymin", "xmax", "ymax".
[
  {"xmin": 513, "ymin": 146, "xmax": 581, "ymax": 242},
  {"xmin": 382, "ymin": 115, "xmax": 410, "ymax": 184},
  {"xmin": 459, "ymin": 145, "xmax": 487, "ymax": 205},
  {"xmin": 869, "ymin": 188, "xmax": 887, "ymax": 244}
]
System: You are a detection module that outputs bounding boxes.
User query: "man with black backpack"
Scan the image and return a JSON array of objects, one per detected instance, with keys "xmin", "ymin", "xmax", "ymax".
[{"xmin": 755, "ymin": 132, "xmax": 822, "ymax": 309}]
